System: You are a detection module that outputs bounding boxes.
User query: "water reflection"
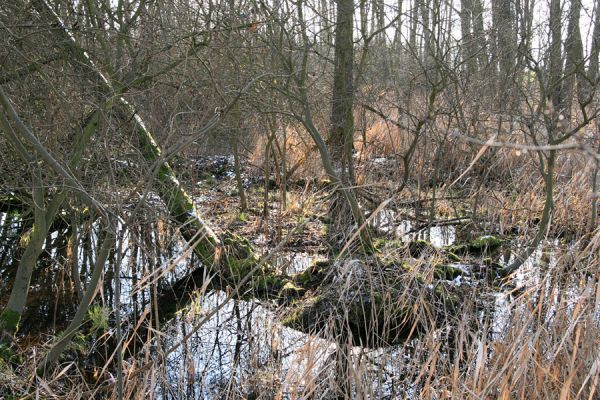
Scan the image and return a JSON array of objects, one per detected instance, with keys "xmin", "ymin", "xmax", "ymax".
[
  {"xmin": 2, "ymin": 206, "xmax": 594, "ymax": 399},
  {"xmin": 372, "ymin": 210, "xmax": 456, "ymax": 247},
  {"xmin": 160, "ymin": 292, "xmax": 334, "ymax": 399}
]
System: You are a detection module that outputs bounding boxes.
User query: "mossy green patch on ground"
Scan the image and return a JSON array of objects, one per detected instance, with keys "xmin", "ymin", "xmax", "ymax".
[
  {"xmin": 468, "ymin": 235, "xmax": 503, "ymax": 251},
  {"xmin": 254, "ymin": 273, "xmax": 283, "ymax": 291},
  {"xmin": 446, "ymin": 251, "xmax": 461, "ymax": 262},
  {"xmin": 295, "ymin": 258, "xmax": 330, "ymax": 286},
  {"xmin": 281, "ymin": 295, "xmax": 322, "ymax": 328},
  {"xmin": 278, "ymin": 281, "xmax": 305, "ymax": 301},
  {"xmin": 447, "ymin": 235, "xmax": 503, "ymax": 256},
  {"xmin": 0, "ymin": 309, "xmax": 20, "ymax": 335},
  {"xmin": 373, "ymin": 238, "xmax": 404, "ymax": 253},
  {"xmin": 434, "ymin": 264, "xmax": 464, "ymax": 280},
  {"xmin": 0, "ymin": 342, "xmax": 22, "ymax": 366},
  {"xmin": 408, "ymin": 239, "xmax": 436, "ymax": 257},
  {"xmin": 432, "ymin": 284, "xmax": 460, "ymax": 309}
]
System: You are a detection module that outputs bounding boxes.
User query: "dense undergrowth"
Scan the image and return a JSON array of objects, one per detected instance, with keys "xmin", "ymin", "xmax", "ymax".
[{"xmin": 1, "ymin": 143, "xmax": 598, "ymax": 398}]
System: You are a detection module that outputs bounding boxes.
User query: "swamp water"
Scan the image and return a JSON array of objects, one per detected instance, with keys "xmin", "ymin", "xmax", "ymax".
[
  {"xmin": 142, "ymin": 221, "xmax": 508, "ymax": 399},
  {"xmin": 0, "ymin": 208, "xmax": 589, "ymax": 399}
]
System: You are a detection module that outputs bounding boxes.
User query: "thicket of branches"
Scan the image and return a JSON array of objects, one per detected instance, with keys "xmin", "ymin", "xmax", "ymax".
[{"xmin": 1, "ymin": 0, "xmax": 599, "ymax": 398}]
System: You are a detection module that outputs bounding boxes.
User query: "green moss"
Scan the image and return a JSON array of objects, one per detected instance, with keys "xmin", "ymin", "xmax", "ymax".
[
  {"xmin": 318, "ymin": 177, "xmax": 332, "ymax": 187},
  {"xmin": 65, "ymin": 332, "xmax": 88, "ymax": 355},
  {"xmin": 200, "ymin": 172, "xmax": 215, "ymax": 185},
  {"xmin": 279, "ymin": 282, "xmax": 305, "ymax": 300},
  {"xmin": 468, "ymin": 235, "xmax": 502, "ymax": 252},
  {"xmin": 372, "ymin": 293, "xmax": 386, "ymax": 307},
  {"xmin": 373, "ymin": 238, "xmax": 386, "ymax": 251},
  {"xmin": 0, "ymin": 342, "xmax": 21, "ymax": 366},
  {"xmin": 226, "ymin": 257, "xmax": 256, "ymax": 279},
  {"xmin": 446, "ymin": 251, "xmax": 461, "ymax": 262},
  {"xmin": 373, "ymin": 238, "xmax": 404, "ymax": 253},
  {"xmin": 222, "ymin": 232, "xmax": 253, "ymax": 253},
  {"xmin": 311, "ymin": 259, "xmax": 330, "ymax": 269},
  {"xmin": 434, "ymin": 264, "xmax": 464, "ymax": 280},
  {"xmin": 19, "ymin": 228, "xmax": 32, "ymax": 248},
  {"xmin": 0, "ymin": 309, "xmax": 20, "ymax": 334},
  {"xmin": 391, "ymin": 261, "xmax": 412, "ymax": 272},
  {"xmin": 255, "ymin": 273, "xmax": 282, "ymax": 291},
  {"xmin": 447, "ymin": 235, "xmax": 503, "ymax": 256},
  {"xmin": 295, "ymin": 258, "xmax": 330, "ymax": 286},
  {"xmin": 408, "ymin": 240, "xmax": 435, "ymax": 257},
  {"xmin": 296, "ymin": 268, "xmax": 314, "ymax": 285},
  {"xmin": 281, "ymin": 296, "xmax": 321, "ymax": 328},
  {"xmin": 281, "ymin": 307, "xmax": 304, "ymax": 327},
  {"xmin": 433, "ymin": 284, "xmax": 460, "ymax": 309}
]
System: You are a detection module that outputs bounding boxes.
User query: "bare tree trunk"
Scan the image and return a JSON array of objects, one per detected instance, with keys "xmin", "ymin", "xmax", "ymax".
[
  {"xmin": 0, "ymin": 171, "xmax": 48, "ymax": 334},
  {"xmin": 231, "ymin": 105, "xmax": 248, "ymax": 211},
  {"xmin": 410, "ymin": 0, "xmax": 419, "ymax": 52},
  {"xmin": 471, "ymin": 0, "xmax": 487, "ymax": 73},
  {"xmin": 69, "ymin": 213, "xmax": 83, "ymax": 300},
  {"xmin": 29, "ymin": 0, "xmax": 221, "ymax": 267},
  {"xmin": 564, "ymin": 0, "xmax": 585, "ymax": 118},
  {"xmin": 320, "ymin": 0, "xmax": 332, "ymax": 46},
  {"xmin": 504, "ymin": 151, "xmax": 555, "ymax": 274},
  {"xmin": 460, "ymin": 0, "xmax": 476, "ymax": 75},
  {"xmin": 233, "ymin": 138, "xmax": 248, "ymax": 211},
  {"xmin": 330, "ymin": 0, "xmax": 355, "ymax": 184},
  {"xmin": 327, "ymin": 0, "xmax": 373, "ymax": 249},
  {"xmin": 394, "ymin": 0, "xmax": 404, "ymax": 50},
  {"xmin": 492, "ymin": 0, "xmax": 516, "ymax": 106},
  {"xmin": 0, "ymin": 93, "xmax": 100, "ymax": 336},
  {"xmin": 589, "ymin": 0, "xmax": 600, "ymax": 82},
  {"xmin": 549, "ymin": 0, "xmax": 563, "ymax": 111},
  {"xmin": 419, "ymin": 0, "xmax": 431, "ymax": 63}
]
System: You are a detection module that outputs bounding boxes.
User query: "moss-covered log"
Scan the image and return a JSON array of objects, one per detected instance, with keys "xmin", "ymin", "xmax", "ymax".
[
  {"xmin": 446, "ymin": 235, "xmax": 503, "ymax": 256},
  {"xmin": 281, "ymin": 258, "xmax": 462, "ymax": 347},
  {"xmin": 29, "ymin": 0, "xmax": 221, "ymax": 268},
  {"xmin": 26, "ymin": 1, "xmax": 471, "ymax": 359},
  {"xmin": 140, "ymin": 253, "xmax": 464, "ymax": 353}
]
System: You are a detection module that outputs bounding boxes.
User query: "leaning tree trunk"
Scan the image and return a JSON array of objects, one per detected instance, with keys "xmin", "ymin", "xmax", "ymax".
[
  {"xmin": 22, "ymin": 0, "xmax": 451, "ymax": 373},
  {"xmin": 0, "ymin": 94, "xmax": 101, "ymax": 336},
  {"xmin": 29, "ymin": 0, "xmax": 221, "ymax": 267}
]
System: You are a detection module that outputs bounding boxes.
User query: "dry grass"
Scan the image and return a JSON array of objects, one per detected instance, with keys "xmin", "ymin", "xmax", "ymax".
[
  {"xmin": 2, "ymin": 104, "xmax": 599, "ymax": 400},
  {"xmin": 5, "ymin": 223, "xmax": 598, "ymax": 399}
]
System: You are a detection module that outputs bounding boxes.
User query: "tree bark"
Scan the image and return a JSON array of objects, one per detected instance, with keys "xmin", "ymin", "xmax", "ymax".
[
  {"xmin": 589, "ymin": 0, "xmax": 600, "ymax": 82},
  {"xmin": 549, "ymin": 0, "xmax": 563, "ymax": 110},
  {"xmin": 471, "ymin": 0, "xmax": 488, "ymax": 72},
  {"xmin": 564, "ymin": 0, "xmax": 585, "ymax": 115},
  {"xmin": 330, "ymin": 0, "xmax": 356, "ymax": 184},
  {"xmin": 29, "ymin": 0, "xmax": 222, "ymax": 267},
  {"xmin": 460, "ymin": 0, "xmax": 477, "ymax": 76},
  {"xmin": 492, "ymin": 0, "xmax": 516, "ymax": 106},
  {"xmin": 326, "ymin": 0, "xmax": 372, "ymax": 250},
  {"xmin": 0, "ymin": 92, "xmax": 101, "ymax": 336}
]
